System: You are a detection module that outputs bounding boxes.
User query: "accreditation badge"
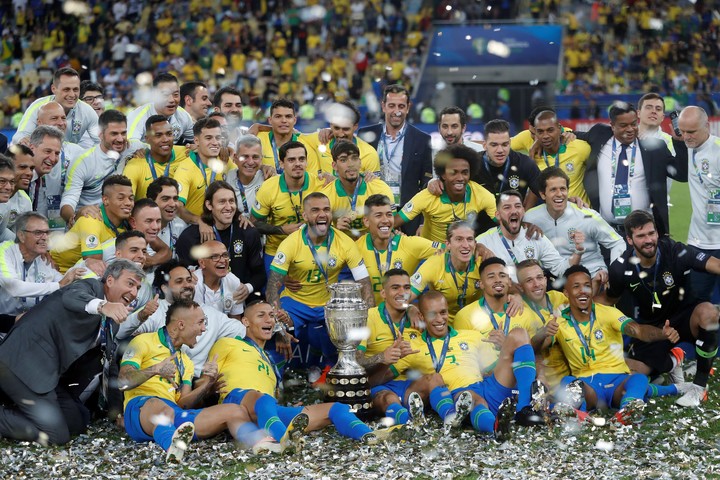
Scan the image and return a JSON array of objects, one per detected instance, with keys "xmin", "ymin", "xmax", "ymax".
[
  {"xmin": 707, "ymin": 189, "xmax": 720, "ymax": 225},
  {"xmin": 612, "ymin": 184, "xmax": 631, "ymax": 220}
]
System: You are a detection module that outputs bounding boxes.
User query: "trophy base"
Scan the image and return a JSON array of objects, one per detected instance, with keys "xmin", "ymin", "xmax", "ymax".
[{"xmin": 324, "ymin": 372, "xmax": 374, "ymax": 420}]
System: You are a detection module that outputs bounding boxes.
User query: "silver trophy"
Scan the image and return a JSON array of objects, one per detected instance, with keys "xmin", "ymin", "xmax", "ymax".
[{"xmin": 324, "ymin": 282, "xmax": 372, "ymax": 416}]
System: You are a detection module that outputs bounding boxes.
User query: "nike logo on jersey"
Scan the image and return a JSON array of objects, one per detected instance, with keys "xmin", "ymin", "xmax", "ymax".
[
  {"xmin": 144, "ymin": 176, "xmax": 153, "ymax": 181},
  {"xmin": 630, "ymin": 282, "xmax": 640, "ymax": 289}
]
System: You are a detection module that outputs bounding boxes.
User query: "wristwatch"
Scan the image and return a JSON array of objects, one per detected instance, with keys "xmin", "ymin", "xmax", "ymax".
[{"xmin": 97, "ymin": 300, "xmax": 107, "ymax": 315}]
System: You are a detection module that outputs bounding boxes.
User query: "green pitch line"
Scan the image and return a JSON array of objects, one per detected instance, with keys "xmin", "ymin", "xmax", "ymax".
[{"xmin": 669, "ymin": 180, "xmax": 691, "ymax": 243}]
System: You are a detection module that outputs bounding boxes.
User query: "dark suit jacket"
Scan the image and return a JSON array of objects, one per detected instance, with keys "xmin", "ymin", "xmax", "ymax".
[
  {"xmin": 575, "ymin": 124, "xmax": 688, "ymax": 235},
  {"xmin": 358, "ymin": 122, "xmax": 432, "ymax": 234},
  {"xmin": 0, "ymin": 133, "xmax": 6, "ymax": 154},
  {"xmin": 0, "ymin": 279, "xmax": 106, "ymax": 394}
]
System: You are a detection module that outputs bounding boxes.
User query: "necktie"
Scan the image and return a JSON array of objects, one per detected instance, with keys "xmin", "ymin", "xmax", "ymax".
[
  {"xmin": 32, "ymin": 179, "xmax": 41, "ymax": 211},
  {"xmin": 615, "ymin": 144, "xmax": 629, "ymax": 186}
]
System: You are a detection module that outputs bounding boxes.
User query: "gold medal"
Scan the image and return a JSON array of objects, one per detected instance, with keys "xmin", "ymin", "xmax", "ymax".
[{"xmin": 349, "ymin": 211, "xmax": 357, "ymax": 221}]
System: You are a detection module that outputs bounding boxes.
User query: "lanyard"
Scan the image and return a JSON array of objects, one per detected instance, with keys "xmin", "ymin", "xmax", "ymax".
[
  {"xmin": 243, "ymin": 337, "xmax": 281, "ymax": 388},
  {"xmin": 269, "ymin": 132, "xmax": 298, "ymax": 173},
  {"xmin": 373, "ymin": 237, "xmax": 396, "ymax": 276},
  {"xmin": 191, "ymin": 152, "xmax": 217, "ymax": 186},
  {"xmin": 304, "ymin": 226, "xmax": 334, "ymax": 284},
  {"xmin": 497, "ymin": 228, "xmax": 519, "ymax": 264},
  {"xmin": 31, "ymin": 178, "xmax": 42, "ymax": 211},
  {"xmin": 381, "ymin": 303, "xmax": 407, "ymax": 340},
  {"xmin": 288, "ymin": 188, "xmax": 304, "ymax": 220},
  {"xmin": 161, "ymin": 326, "xmax": 185, "ymax": 382},
  {"xmin": 167, "ymin": 222, "xmax": 175, "ymax": 251},
  {"xmin": 348, "ymin": 178, "xmax": 363, "ymax": 213},
  {"xmin": 99, "ymin": 315, "xmax": 114, "ymax": 350},
  {"xmin": 425, "ymin": 333, "xmax": 451, "ymax": 373},
  {"xmin": 380, "ymin": 128, "xmax": 406, "ymax": 169},
  {"xmin": 202, "ymin": 280, "xmax": 228, "ymax": 313},
  {"xmin": 542, "ymin": 149, "xmax": 560, "ymax": 168},
  {"xmin": 634, "ymin": 249, "xmax": 662, "ymax": 306},
  {"xmin": 19, "ymin": 262, "xmax": 34, "ymax": 309},
  {"xmin": 483, "ymin": 154, "xmax": 511, "ymax": 193},
  {"xmin": 447, "ymin": 255, "xmax": 470, "ymax": 308},
  {"xmin": 146, "ymin": 149, "xmax": 174, "ymax": 180},
  {"xmin": 570, "ymin": 310, "xmax": 596, "ymax": 357},
  {"xmin": 213, "ymin": 224, "xmax": 234, "ymax": 251},
  {"xmin": 449, "ymin": 192, "xmax": 468, "ymax": 221},
  {"xmin": 236, "ymin": 178, "xmax": 249, "ymax": 214},
  {"xmin": 610, "ymin": 139, "xmax": 637, "ymax": 183},
  {"xmin": 60, "ymin": 149, "xmax": 67, "ymax": 187},
  {"xmin": 528, "ymin": 294, "xmax": 553, "ymax": 325},
  {"xmin": 482, "ymin": 298, "xmax": 511, "ymax": 335}
]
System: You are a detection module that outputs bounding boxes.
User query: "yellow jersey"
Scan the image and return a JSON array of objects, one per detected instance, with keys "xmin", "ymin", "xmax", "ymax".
[
  {"xmin": 50, "ymin": 204, "xmax": 129, "ymax": 273},
  {"xmin": 410, "ymin": 252, "xmax": 483, "ymax": 322},
  {"xmin": 391, "ymin": 328, "xmax": 485, "ymax": 391},
  {"xmin": 528, "ymin": 141, "xmax": 591, "ymax": 207},
  {"xmin": 122, "ymin": 146, "xmax": 191, "ymax": 200},
  {"xmin": 553, "ymin": 303, "xmax": 632, "ymax": 378},
  {"xmin": 301, "ymin": 133, "xmax": 381, "ymax": 175},
  {"xmin": 257, "ymin": 131, "xmax": 320, "ymax": 174},
  {"xmin": 398, "ymin": 182, "xmax": 496, "ymax": 243},
  {"xmin": 510, "ymin": 126, "xmax": 573, "ymax": 154},
  {"xmin": 251, "ymin": 172, "xmax": 323, "ymax": 255},
  {"xmin": 358, "ymin": 303, "xmax": 422, "ymax": 381},
  {"xmin": 173, "ymin": 152, "xmax": 230, "ymax": 216},
  {"xmin": 356, "ymin": 233, "xmax": 442, "ymax": 305},
  {"xmin": 321, "ymin": 177, "xmax": 394, "ymax": 237},
  {"xmin": 209, "ymin": 336, "xmax": 278, "ymax": 402},
  {"xmin": 270, "ymin": 226, "xmax": 367, "ymax": 307},
  {"xmin": 120, "ymin": 330, "xmax": 194, "ymax": 409}
]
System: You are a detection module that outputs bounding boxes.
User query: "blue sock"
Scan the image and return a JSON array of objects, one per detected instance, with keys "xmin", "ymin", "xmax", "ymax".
[
  {"xmin": 328, "ymin": 403, "xmax": 371, "ymax": 440},
  {"xmin": 429, "ymin": 386, "xmax": 455, "ymax": 420},
  {"xmin": 470, "ymin": 405, "xmax": 495, "ymax": 433},
  {"xmin": 255, "ymin": 394, "xmax": 286, "ymax": 441},
  {"xmin": 646, "ymin": 383, "xmax": 678, "ymax": 399},
  {"xmin": 384, "ymin": 402, "xmax": 409, "ymax": 425},
  {"xmin": 153, "ymin": 423, "xmax": 176, "ymax": 451},
  {"xmin": 620, "ymin": 374, "xmax": 648, "ymax": 408},
  {"xmin": 234, "ymin": 422, "xmax": 262, "ymax": 447},
  {"xmin": 512, "ymin": 344, "xmax": 536, "ymax": 411}
]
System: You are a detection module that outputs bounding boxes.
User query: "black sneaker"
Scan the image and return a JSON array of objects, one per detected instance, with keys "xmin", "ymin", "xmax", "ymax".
[
  {"xmin": 515, "ymin": 405, "xmax": 545, "ymax": 427},
  {"xmin": 494, "ymin": 397, "xmax": 516, "ymax": 442}
]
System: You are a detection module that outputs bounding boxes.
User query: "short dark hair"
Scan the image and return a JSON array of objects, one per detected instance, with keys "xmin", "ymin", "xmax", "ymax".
[
  {"xmin": 53, "ymin": 67, "xmax": 79, "ymax": 85},
  {"xmin": 102, "ymin": 174, "xmax": 132, "ymax": 196},
  {"xmin": 146, "ymin": 176, "xmax": 179, "ymax": 201},
  {"xmin": 0, "ymin": 155, "xmax": 15, "ymax": 173},
  {"xmin": 213, "ymin": 86, "xmax": 242, "ymax": 108},
  {"xmin": 279, "ymin": 140, "xmax": 306, "ymax": 162},
  {"xmin": 6, "ymin": 144, "xmax": 33, "ymax": 159},
  {"xmin": 638, "ymin": 93, "xmax": 664, "ymax": 111},
  {"xmin": 99, "ymin": 109, "xmax": 127, "ymax": 131},
  {"xmin": 208, "ymin": 111, "xmax": 227, "ymax": 120},
  {"xmin": 153, "ymin": 258, "xmax": 190, "ymax": 292},
  {"xmin": 533, "ymin": 110, "xmax": 558, "ymax": 127},
  {"xmin": 337, "ymin": 100, "xmax": 361, "ymax": 125},
  {"xmin": 115, "ymin": 230, "xmax": 147, "ymax": 250},
  {"xmin": 193, "ymin": 117, "xmax": 222, "ymax": 137},
  {"xmin": 80, "ymin": 80, "xmax": 104, "ymax": 97},
  {"xmin": 439, "ymin": 106, "xmax": 467, "ymax": 127},
  {"xmin": 479, "ymin": 257, "xmax": 507, "ymax": 275},
  {"xmin": 302, "ymin": 192, "xmax": 329, "ymax": 209},
  {"xmin": 144, "ymin": 114, "xmax": 169, "ymax": 134},
  {"xmin": 202, "ymin": 181, "xmax": 240, "ymax": 226},
  {"xmin": 623, "ymin": 210, "xmax": 656, "ymax": 237},
  {"xmin": 153, "ymin": 72, "xmax": 178, "ymax": 87},
  {"xmin": 609, "ymin": 102, "xmax": 637, "ymax": 123},
  {"xmin": 382, "ymin": 84, "xmax": 410, "ymax": 103},
  {"xmin": 484, "ymin": 119, "xmax": 510, "ymax": 135},
  {"xmin": 563, "ymin": 264, "xmax": 591, "ymax": 280},
  {"xmin": 527, "ymin": 105, "xmax": 555, "ymax": 125},
  {"xmin": 433, "ymin": 143, "xmax": 480, "ymax": 178},
  {"xmin": 537, "ymin": 166, "xmax": 570, "ymax": 192},
  {"xmin": 382, "ymin": 268, "xmax": 410, "ymax": 285},
  {"xmin": 166, "ymin": 298, "xmax": 200, "ymax": 326},
  {"xmin": 363, "ymin": 193, "xmax": 392, "ymax": 214},
  {"xmin": 496, "ymin": 189, "xmax": 523, "ymax": 207},
  {"xmin": 180, "ymin": 81, "xmax": 207, "ymax": 107},
  {"xmin": 270, "ymin": 99, "xmax": 295, "ymax": 116},
  {"xmin": 331, "ymin": 140, "xmax": 359, "ymax": 161},
  {"xmin": 131, "ymin": 198, "xmax": 159, "ymax": 218}
]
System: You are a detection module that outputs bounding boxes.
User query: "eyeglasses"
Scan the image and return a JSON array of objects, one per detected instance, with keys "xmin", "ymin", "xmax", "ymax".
[
  {"xmin": 207, "ymin": 252, "xmax": 230, "ymax": 262},
  {"xmin": 23, "ymin": 229, "xmax": 50, "ymax": 237},
  {"xmin": 82, "ymin": 95, "xmax": 104, "ymax": 103},
  {"xmin": 0, "ymin": 178, "xmax": 16, "ymax": 187}
]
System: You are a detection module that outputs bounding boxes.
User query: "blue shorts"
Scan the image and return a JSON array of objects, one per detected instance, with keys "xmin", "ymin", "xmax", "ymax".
[
  {"xmin": 452, "ymin": 374, "xmax": 514, "ymax": 415},
  {"xmin": 580, "ymin": 373, "xmax": 629, "ymax": 408},
  {"xmin": 124, "ymin": 396, "xmax": 202, "ymax": 443},
  {"xmin": 280, "ymin": 296, "xmax": 336, "ymax": 367},
  {"xmin": 223, "ymin": 388, "xmax": 250, "ymax": 406},
  {"xmin": 371, "ymin": 379, "xmax": 413, "ymax": 401},
  {"xmin": 223, "ymin": 388, "xmax": 302, "ymax": 425}
]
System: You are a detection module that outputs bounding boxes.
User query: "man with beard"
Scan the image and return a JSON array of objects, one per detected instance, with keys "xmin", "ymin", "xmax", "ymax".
[
  {"xmin": 257, "ymin": 99, "xmax": 318, "ymax": 175},
  {"xmin": 61, "ymin": 110, "xmax": 145, "ymax": 226},
  {"xmin": 0, "ymin": 259, "xmax": 143, "ymax": 445},
  {"xmin": 180, "ymin": 82, "xmax": 212, "ymax": 123},
  {"xmin": 476, "ymin": 190, "xmax": 583, "ymax": 282},
  {"xmin": 146, "ymin": 177, "xmax": 187, "ymax": 258},
  {"xmin": 267, "ymin": 193, "xmax": 374, "ymax": 370},
  {"xmin": 212, "ymin": 86, "xmax": 247, "ymax": 147},
  {"xmin": 12, "ymin": 67, "xmax": 100, "ymax": 146},
  {"xmin": 396, "ymin": 144, "xmax": 496, "ymax": 243},
  {"xmin": 433, "ymin": 106, "xmax": 484, "ymax": 158},
  {"xmin": 225, "ymin": 135, "xmax": 265, "ymax": 218},
  {"xmin": 4, "ymin": 146, "xmax": 33, "ymax": 231},
  {"xmin": 598, "ymin": 210, "xmax": 720, "ymax": 407},
  {"xmin": 0, "ymin": 157, "xmax": 16, "ymax": 242},
  {"xmin": 127, "ymin": 73, "xmax": 194, "ymax": 144}
]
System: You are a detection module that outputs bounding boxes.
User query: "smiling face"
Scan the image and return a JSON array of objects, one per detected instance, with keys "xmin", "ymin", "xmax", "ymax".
[
  {"xmin": 195, "ymin": 126, "xmax": 222, "ymax": 160},
  {"xmin": 0, "ymin": 168, "xmax": 14, "ymax": 202},
  {"xmin": 101, "ymin": 121, "xmax": 128, "ymax": 154},
  {"xmin": 364, "ymin": 203, "xmax": 394, "ymax": 240},
  {"xmin": 480, "ymin": 263, "xmax": 510, "ymax": 300},
  {"xmin": 439, "ymin": 113, "xmax": 465, "ymax": 145},
  {"xmin": 218, "ymin": 93, "xmax": 243, "ymax": 126},
  {"xmin": 82, "ymin": 89, "xmax": 105, "ymax": 115},
  {"xmin": 447, "ymin": 225, "xmax": 475, "ymax": 265},
  {"xmin": 37, "ymin": 102, "xmax": 68, "ymax": 132},
  {"xmin": 115, "ymin": 236, "xmax": 148, "ymax": 268},
  {"xmin": 303, "ymin": 196, "xmax": 332, "ymax": 237},
  {"xmin": 145, "ymin": 121, "xmax": 174, "ymax": 159},
  {"xmin": 105, "ymin": 270, "xmax": 143, "ymax": 307},
  {"xmin": 540, "ymin": 176, "xmax": 568, "ymax": 217},
  {"xmin": 205, "ymin": 187, "xmax": 237, "ymax": 228},
  {"xmin": 197, "ymin": 241, "xmax": 230, "ymax": 279},
  {"xmin": 235, "ymin": 143, "xmax": 262, "ymax": 180},
  {"xmin": 441, "ymin": 157, "xmax": 471, "ymax": 197},
  {"xmin": 281, "ymin": 146, "xmax": 307, "ymax": 181},
  {"xmin": 17, "ymin": 217, "xmax": 51, "ymax": 256},
  {"xmin": 30, "ymin": 135, "xmax": 62, "ymax": 176},
  {"xmin": 329, "ymin": 121, "xmax": 356, "ymax": 141},
  {"xmin": 155, "ymin": 80, "xmax": 181, "ymax": 117},
  {"xmin": 154, "ymin": 185, "xmax": 179, "ymax": 223},
  {"xmin": 381, "ymin": 92, "xmax": 409, "ymax": 130},
  {"xmin": 564, "ymin": 271, "xmax": 593, "ymax": 313},
  {"xmin": 496, "ymin": 193, "xmax": 524, "ymax": 236},
  {"xmin": 420, "ymin": 295, "xmax": 450, "ymax": 338},
  {"xmin": 638, "ymin": 98, "xmax": 664, "ymax": 129},
  {"xmin": 242, "ymin": 302, "xmax": 277, "ymax": 345},
  {"xmin": 163, "ymin": 266, "xmax": 196, "ymax": 303},
  {"xmin": 517, "ymin": 264, "xmax": 547, "ymax": 303},
  {"xmin": 627, "ymin": 221, "xmax": 658, "ymax": 260},
  {"xmin": 12, "ymin": 152, "xmax": 35, "ymax": 190},
  {"xmin": 177, "ymin": 305, "xmax": 207, "ymax": 348},
  {"xmin": 333, "ymin": 150, "xmax": 361, "ymax": 183},
  {"xmin": 269, "ymin": 106, "xmax": 296, "ymax": 136},
  {"xmin": 187, "ymin": 86, "xmax": 212, "ymax": 120},
  {"xmin": 611, "ymin": 111, "xmax": 639, "ymax": 144},
  {"xmin": 381, "ymin": 273, "xmax": 411, "ymax": 311},
  {"xmin": 51, "ymin": 74, "xmax": 80, "ymax": 112},
  {"xmin": 129, "ymin": 205, "xmax": 162, "ymax": 243},
  {"xmin": 103, "ymin": 184, "xmax": 134, "ymax": 221}
]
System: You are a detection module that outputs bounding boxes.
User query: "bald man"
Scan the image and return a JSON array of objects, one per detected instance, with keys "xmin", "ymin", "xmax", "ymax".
[
  {"xmin": 678, "ymin": 106, "xmax": 720, "ymax": 302},
  {"xmin": 193, "ymin": 240, "xmax": 254, "ymax": 318}
]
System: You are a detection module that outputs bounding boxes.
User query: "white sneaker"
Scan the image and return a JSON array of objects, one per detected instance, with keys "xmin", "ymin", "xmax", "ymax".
[
  {"xmin": 675, "ymin": 383, "xmax": 708, "ymax": 407},
  {"xmin": 444, "ymin": 390, "xmax": 473, "ymax": 429},
  {"xmin": 407, "ymin": 391, "xmax": 426, "ymax": 427},
  {"xmin": 668, "ymin": 347, "xmax": 685, "ymax": 385},
  {"xmin": 166, "ymin": 422, "xmax": 195, "ymax": 464}
]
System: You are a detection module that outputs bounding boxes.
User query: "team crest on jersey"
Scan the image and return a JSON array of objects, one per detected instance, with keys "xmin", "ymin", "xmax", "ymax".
[
  {"xmin": 524, "ymin": 246, "xmax": 536, "ymax": 259},
  {"xmin": 177, "ymin": 184, "xmax": 183, "ymax": 193},
  {"xmin": 409, "ymin": 332, "xmax": 418, "ymax": 340},
  {"xmin": 122, "ymin": 348, "xmax": 135, "ymax": 360},
  {"xmin": 254, "ymin": 200, "xmax": 262, "ymax": 210},
  {"xmin": 508, "ymin": 175, "xmax": 520, "ymax": 189},
  {"xmin": 403, "ymin": 202, "xmax": 414, "ymax": 212},
  {"xmin": 459, "ymin": 342, "xmax": 469, "ymax": 351},
  {"xmin": 565, "ymin": 162, "xmax": 575, "ymax": 172},
  {"xmin": 172, "ymin": 123, "xmax": 181, "ymax": 139},
  {"xmin": 85, "ymin": 235, "xmax": 99, "ymax": 249},
  {"xmin": 393, "ymin": 260, "xmax": 403, "ymax": 269},
  {"xmin": 701, "ymin": 159, "xmax": 710, "ymax": 173},
  {"xmin": 224, "ymin": 297, "xmax": 233, "ymax": 311},
  {"xmin": 594, "ymin": 329, "xmax": 604, "ymax": 341},
  {"xmin": 234, "ymin": 240, "xmax": 243, "ymax": 254},
  {"xmin": 275, "ymin": 252, "xmax": 286, "ymax": 265},
  {"xmin": 663, "ymin": 272, "xmax": 674, "ymax": 287},
  {"xmin": 72, "ymin": 119, "xmax": 81, "ymax": 135},
  {"xmin": 37, "ymin": 272, "xmax": 46, "ymax": 282},
  {"xmin": 328, "ymin": 256, "xmax": 337, "ymax": 267},
  {"xmin": 474, "ymin": 280, "xmax": 482, "ymax": 289},
  {"xmin": 129, "ymin": 298, "xmax": 139, "ymax": 310},
  {"xmin": 9, "ymin": 210, "xmax": 18, "ymax": 223}
]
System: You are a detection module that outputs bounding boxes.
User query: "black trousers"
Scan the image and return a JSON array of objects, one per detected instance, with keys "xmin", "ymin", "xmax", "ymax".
[{"xmin": 0, "ymin": 361, "xmax": 90, "ymax": 445}]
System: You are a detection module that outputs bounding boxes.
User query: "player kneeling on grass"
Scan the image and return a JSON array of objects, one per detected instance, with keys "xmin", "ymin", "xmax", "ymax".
[
  {"xmin": 118, "ymin": 299, "xmax": 255, "ymax": 463},
  {"xmin": 210, "ymin": 300, "xmax": 395, "ymax": 453},
  {"xmin": 535, "ymin": 265, "xmax": 688, "ymax": 425},
  {"xmin": 386, "ymin": 291, "xmax": 542, "ymax": 441}
]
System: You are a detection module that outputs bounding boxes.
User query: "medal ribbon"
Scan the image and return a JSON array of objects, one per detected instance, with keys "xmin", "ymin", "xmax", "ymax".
[
  {"xmin": 304, "ymin": 226, "xmax": 334, "ymax": 284},
  {"xmin": 425, "ymin": 332, "xmax": 451, "ymax": 373}
]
